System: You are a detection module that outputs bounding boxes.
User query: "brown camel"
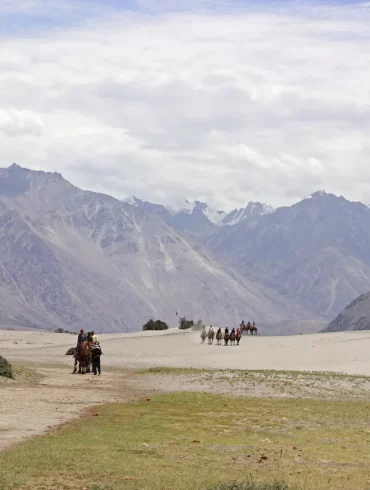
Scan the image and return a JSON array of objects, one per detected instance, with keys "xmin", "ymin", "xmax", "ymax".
[{"xmin": 73, "ymin": 341, "xmax": 92, "ymax": 374}]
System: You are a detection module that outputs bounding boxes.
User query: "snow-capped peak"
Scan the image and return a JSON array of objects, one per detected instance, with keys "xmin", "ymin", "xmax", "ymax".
[
  {"xmin": 122, "ymin": 196, "xmax": 142, "ymax": 207},
  {"xmin": 122, "ymin": 195, "xmax": 274, "ymax": 227},
  {"xmin": 167, "ymin": 199, "xmax": 227, "ymax": 225},
  {"xmin": 222, "ymin": 202, "xmax": 274, "ymax": 226}
]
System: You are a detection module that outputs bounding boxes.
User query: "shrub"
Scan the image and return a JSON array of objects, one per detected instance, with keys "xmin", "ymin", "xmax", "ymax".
[
  {"xmin": 0, "ymin": 355, "xmax": 13, "ymax": 379},
  {"xmin": 65, "ymin": 347, "xmax": 75, "ymax": 356},
  {"xmin": 55, "ymin": 328, "xmax": 64, "ymax": 333},
  {"xmin": 178, "ymin": 316, "xmax": 194, "ymax": 330},
  {"xmin": 208, "ymin": 483, "xmax": 289, "ymax": 490},
  {"xmin": 142, "ymin": 319, "xmax": 169, "ymax": 331}
]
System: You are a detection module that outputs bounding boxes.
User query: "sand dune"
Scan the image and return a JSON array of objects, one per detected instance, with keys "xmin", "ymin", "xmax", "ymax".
[{"xmin": 1, "ymin": 328, "xmax": 370, "ymax": 375}]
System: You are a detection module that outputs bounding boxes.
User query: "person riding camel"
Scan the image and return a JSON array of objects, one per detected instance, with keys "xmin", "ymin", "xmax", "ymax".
[
  {"xmin": 91, "ymin": 331, "xmax": 98, "ymax": 343},
  {"xmin": 77, "ymin": 329, "xmax": 86, "ymax": 353},
  {"xmin": 86, "ymin": 331, "xmax": 93, "ymax": 343}
]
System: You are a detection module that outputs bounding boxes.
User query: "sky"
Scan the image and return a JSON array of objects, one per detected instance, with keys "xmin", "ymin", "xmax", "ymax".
[{"xmin": 1, "ymin": 0, "xmax": 370, "ymax": 210}]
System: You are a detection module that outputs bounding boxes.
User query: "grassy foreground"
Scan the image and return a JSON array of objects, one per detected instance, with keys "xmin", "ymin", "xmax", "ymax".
[{"xmin": 1, "ymin": 392, "xmax": 370, "ymax": 489}]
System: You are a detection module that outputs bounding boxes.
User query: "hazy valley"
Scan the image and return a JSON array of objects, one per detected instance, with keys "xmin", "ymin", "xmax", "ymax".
[{"xmin": 1, "ymin": 163, "xmax": 370, "ymax": 333}]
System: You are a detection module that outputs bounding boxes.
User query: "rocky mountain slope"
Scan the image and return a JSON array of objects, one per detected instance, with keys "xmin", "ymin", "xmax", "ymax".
[
  {"xmin": 0, "ymin": 164, "xmax": 299, "ymax": 331},
  {"xmin": 325, "ymin": 292, "xmax": 370, "ymax": 332},
  {"xmin": 209, "ymin": 191, "xmax": 370, "ymax": 320},
  {"xmin": 3, "ymin": 163, "xmax": 370, "ymax": 332}
]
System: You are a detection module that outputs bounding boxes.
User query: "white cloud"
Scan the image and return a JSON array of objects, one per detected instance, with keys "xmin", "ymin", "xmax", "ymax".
[
  {"xmin": 0, "ymin": 109, "xmax": 43, "ymax": 136},
  {"xmin": 0, "ymin": 1, "xmax": 370, "ymax": 209}
]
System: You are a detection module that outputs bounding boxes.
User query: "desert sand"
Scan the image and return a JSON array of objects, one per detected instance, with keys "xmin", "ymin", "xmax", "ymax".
[
  {"xmin": 1, "ymin": 328, "xmax": 370, "ymax": 452},
  {"xmin": 1, "ymin": 328, "xmax": 370, "ymax": 374}
]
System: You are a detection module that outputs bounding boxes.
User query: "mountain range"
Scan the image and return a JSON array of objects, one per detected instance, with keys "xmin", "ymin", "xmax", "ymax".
[{"xmin": 1, "ymin": 163, "xmax": 370, "ymax": 333}]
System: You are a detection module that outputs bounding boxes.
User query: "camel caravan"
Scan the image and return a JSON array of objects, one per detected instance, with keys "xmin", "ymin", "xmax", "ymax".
[{"xmin": 200, "ymin": 321, "xmax": 259, "ymax": 346}]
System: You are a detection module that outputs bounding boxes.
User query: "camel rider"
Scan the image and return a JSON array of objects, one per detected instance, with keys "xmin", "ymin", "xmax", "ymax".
[
  {"xmin": 76, "ymin": 329, "xmax": 86, "ymax": 353},
  {"xmin": 86, "ymin": 332, "xmax": 93, "ymax": 343},
  {"xmin": 91, "ymin": 331, "xmax": 98, "ymax": 343}
]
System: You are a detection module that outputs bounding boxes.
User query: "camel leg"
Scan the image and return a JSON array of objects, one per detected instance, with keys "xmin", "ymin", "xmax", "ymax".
[{"xmin": 73, "ymin": 358, "xmax": 77, "ymax": 374}]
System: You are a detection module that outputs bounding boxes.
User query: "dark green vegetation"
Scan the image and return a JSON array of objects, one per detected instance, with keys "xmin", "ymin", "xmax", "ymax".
[
  {"xmin": 55, "ymin": 328, "xmax": 77, "ymax": 334},
  {"xmin": 1, "ymin": 392, "xmax": 370, "ymax": 489},
  {"xmin": 65, "ymin": 347, "xmax": 75, "ymax": 356},
  {"xmin": 0, "ymin": 355, "xmax": 13, "ymax": 379},
  {"xmin": 142, "ymin": 319, "xmax": 169, "ymax": 331},
  {"xmin": 178, "ymin": 316, "xmax": 195, "ymax": 329}
]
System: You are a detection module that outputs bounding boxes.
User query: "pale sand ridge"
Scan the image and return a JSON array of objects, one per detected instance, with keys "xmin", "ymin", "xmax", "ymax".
[{"xmin": 1, "ymin": 329, "xmax": 370, "ymax": 375}]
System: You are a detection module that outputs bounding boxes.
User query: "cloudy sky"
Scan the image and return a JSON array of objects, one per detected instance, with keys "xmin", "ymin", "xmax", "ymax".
[{"xmin": 1, "ymin": 0, "xmax": 370, "ymax": 210}]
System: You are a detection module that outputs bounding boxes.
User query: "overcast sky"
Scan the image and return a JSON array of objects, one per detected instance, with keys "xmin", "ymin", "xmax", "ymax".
[{"xmin": 1, "ymin": 0, "xmax": 370, "ymax": 210}]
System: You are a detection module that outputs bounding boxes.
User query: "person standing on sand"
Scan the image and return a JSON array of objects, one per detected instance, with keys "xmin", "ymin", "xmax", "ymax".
[{"xmin": 91, "ymin": 341, "xmax": 102, "ymax": 375}]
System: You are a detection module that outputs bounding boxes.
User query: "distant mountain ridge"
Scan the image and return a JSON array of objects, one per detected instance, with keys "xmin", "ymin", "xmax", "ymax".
[
  {"xmin": 0, "ymin": 163, "xmax": 301, "ymax": 332},
  {"xmin": 208, "ymin": 190, "xmax": 370, "ymax": 321},
  {"xmin": 123, "ymin": 195, "xmax": 274, "ymax": 235},
  {"xmin": 2, "ymin": 163, "xmax": 370, "ymax": 332}
]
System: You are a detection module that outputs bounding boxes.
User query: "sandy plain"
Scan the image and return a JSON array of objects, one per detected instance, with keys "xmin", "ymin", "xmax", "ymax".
[{"xmin": 1, "ymin": 328, "xmax": 370, "ymax": 452}]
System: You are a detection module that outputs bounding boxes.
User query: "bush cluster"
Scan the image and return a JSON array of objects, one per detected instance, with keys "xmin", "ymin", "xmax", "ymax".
[
  {"xmin": 0, "ymin": 355, "xmax": 13, "ymax": 379},
  {"xmin": 55, "ymin": 328, "xmax": 77, "ymax": 334},
  {"xmin": 178, "ymin": 317, "xmax": 195, "ymax": 330},
  {"xmin": 65, "ymin": 347, "xmax": 76, "ymax": 356},
  {"xmin": 142, "ymin": 319, "xmax": 169, "ymax": 331}
]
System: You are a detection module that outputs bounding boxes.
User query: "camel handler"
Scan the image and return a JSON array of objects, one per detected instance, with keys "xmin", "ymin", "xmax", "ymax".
[{"xmin": 91, "ymin": 341, "xmax": 102, "ymax": 376}]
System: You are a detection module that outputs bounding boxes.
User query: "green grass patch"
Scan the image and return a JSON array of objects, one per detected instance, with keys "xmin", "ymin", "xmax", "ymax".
[
  {"xmin": 137, "ymin": 366, "xmax": 370, "ymax": 381},
  {"xmin": 1, "ymin": 392, "xmax": 370, "ymax": 489},
  {"xmin": 208, "ymin": 483, "xmax": 288, "ymax": 490},
  {"xmin": 12, "ymin": 366, "xmax": 42, "ymax": 384},
  {"xmin": 0, "ymin": 355, "xmax": 12, "ymax": 379}
]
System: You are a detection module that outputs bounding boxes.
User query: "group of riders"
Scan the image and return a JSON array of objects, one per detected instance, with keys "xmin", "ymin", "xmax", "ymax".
[
  {"xmin": 201, "ymin": 320, "xmax": 258, "ymax": 346},
  {"xmin": 75, "ymin": 329, "xmax": 103, "ymax": 375}
]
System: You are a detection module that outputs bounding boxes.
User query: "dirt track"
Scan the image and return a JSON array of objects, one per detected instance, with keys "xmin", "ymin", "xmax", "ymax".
[{"xmin": 0, "ymin": 363, "xmax": 153, "ymax": 452}]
